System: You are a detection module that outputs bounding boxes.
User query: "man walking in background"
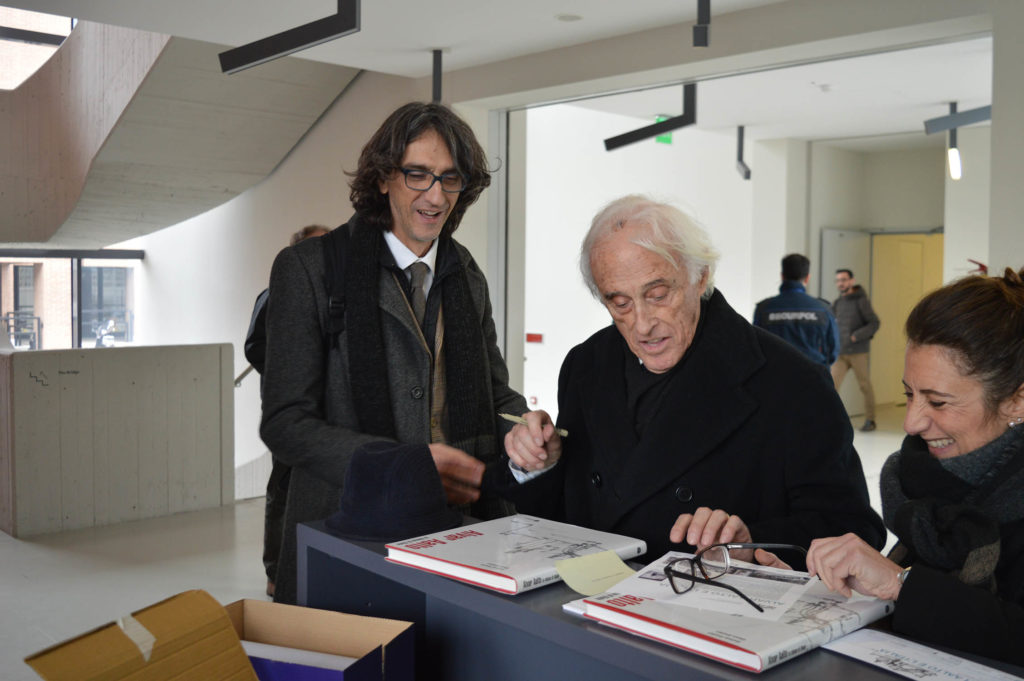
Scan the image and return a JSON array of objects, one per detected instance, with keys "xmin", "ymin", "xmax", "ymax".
[
  {"xmin": 831, "ymin": 269, "xmax": 880, "ymax": 432},
  {"xmin": 753, "ymin": 254, "xmax": 838, "ymax": 368}
]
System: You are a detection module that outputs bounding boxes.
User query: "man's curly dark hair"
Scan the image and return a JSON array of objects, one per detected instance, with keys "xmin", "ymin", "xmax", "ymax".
[{"xmin": 347, "ymin": 102, "xmax": 491, "ymax": 237}]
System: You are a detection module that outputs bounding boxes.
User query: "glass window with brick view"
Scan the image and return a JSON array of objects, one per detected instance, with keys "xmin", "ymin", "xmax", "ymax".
[{"xmin": 82, "ymin": 266, "xmax": 134, "ymax": 346}]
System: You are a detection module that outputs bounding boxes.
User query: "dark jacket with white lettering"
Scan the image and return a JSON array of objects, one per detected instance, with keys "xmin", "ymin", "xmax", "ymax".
[
  {"xmin": 493, "ymin": 289, "xmax": 885, "ymax": 566},
  {"xmin": 753, "ymin": 280, "xmax": 839, "ymax": 366}
]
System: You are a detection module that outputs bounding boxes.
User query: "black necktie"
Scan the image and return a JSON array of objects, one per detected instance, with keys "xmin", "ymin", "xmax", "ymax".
[{"xmin": 407, "ymin": 261, "xmax": 429, "ymax": 327}]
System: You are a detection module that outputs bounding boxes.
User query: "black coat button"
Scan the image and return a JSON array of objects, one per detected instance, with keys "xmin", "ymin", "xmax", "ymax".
[
  {"xmin": 674, "ymin": 486, "xmax": 694, "ymax": 502},
  {"xmin": 411, "ymin": 386, "xmax": 424, "ymax": 399},
  {"xmin": 591, "ymin": 472, "xmax": 603, "ymax": 488}
]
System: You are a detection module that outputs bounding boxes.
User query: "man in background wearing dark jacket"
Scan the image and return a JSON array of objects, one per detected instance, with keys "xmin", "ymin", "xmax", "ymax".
[
  {"xmin": 753, "ymin": 254, "xmax": 838, "ymax": 368},
  {"xmin": 831, "ymin": 269, "xmax": 881, "ymax": 431}
]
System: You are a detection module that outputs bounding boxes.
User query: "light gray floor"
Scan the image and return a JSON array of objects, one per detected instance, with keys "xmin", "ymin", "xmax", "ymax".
[
  {"xmin": 1, "ymin": 405, "xmax": 906, "ymax": 681},
  {"xmin": 1, "ymin": 497, "xmax": 268, "ymax": 681}
]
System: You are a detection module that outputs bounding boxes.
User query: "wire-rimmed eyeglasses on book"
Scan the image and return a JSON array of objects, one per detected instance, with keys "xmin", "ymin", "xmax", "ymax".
[{"xmin": 663, "ymin": 543, "xmax": 808, "ymax": 613}]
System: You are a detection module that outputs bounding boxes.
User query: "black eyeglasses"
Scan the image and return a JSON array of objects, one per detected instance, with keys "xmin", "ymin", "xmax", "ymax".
[
  {"xmin": 663, "ymin": 543, "xmax": 807, "ymax": 612},
  {"xmin": 399, "ymin": 168, "xmax": 465, "ymax": 193}
]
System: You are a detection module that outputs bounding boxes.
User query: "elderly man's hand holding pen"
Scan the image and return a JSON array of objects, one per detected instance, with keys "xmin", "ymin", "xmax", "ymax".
[{"xmin": 502, "ymin": 410, "xmax": 564, "ymax": 472}]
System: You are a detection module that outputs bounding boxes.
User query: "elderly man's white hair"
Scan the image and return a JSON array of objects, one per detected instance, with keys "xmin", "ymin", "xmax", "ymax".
[{"xmin": 580, "ymin": 194, "xmax": 720, "ymax": 300}]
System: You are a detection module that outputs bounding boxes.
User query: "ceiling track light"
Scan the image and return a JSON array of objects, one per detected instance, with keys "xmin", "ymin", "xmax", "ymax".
[
  {"xmin": 736, "ymin": 125, "xmax": 751, "ymax": 180},
  {"xmin": 693, "ymin": 0, "xmax": 710, "ymax": 47},
  {"xmin": 946, "ymin": 102, "xmax": 962, "ymax": 181},
  {"xmin": 923, "ymin": 104, "xmax": 991, "ymax": 135},
  {"xmin": 218, "ymin": 0, "xmax": 360, "ymax": 74},
  {"xmin": 604, "ymin": 83, "xmax": 696, "ymax": 151},
  {"xmin": 432, "ymin": 49, "xmax": 443, "ymax": 103}
]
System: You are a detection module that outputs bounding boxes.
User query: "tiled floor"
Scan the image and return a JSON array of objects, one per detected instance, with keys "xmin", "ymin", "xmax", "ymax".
[{"xmin": 1, "ymin": 404, "xmax": 907, "ymax": 681}]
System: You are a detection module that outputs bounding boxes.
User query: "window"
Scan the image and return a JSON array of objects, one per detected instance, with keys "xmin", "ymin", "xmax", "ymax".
[{"xmin": 82, "ymin": 265, "xmax": 134, "ymax": 346}]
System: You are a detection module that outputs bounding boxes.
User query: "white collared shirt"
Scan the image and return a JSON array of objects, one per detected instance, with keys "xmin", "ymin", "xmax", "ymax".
[{"xmin": 383, "ymin": 230, "xmax": 438, "ymax": 296}]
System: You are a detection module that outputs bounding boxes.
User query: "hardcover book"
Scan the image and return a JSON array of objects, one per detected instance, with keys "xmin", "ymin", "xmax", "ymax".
[
  {"xmin": 385, "ymin": 514, "xmax": 647, "ymax": 594},
  {"xmin": 583, "ymin": 551, "xmax": 894, "ymax": 673}
]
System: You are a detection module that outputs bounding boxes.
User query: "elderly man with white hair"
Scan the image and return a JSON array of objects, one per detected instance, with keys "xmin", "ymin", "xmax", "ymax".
[{"xmin": 496, "ymin": 195, "xmax": 884, "ymax": 568}]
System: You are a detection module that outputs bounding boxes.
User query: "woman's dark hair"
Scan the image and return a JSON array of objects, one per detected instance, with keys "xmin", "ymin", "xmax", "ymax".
[
  {"xmin": 905, "ymin": 266, "xmax": 1024, "ymax": 414},
  {"xmin": 347, "ymin": 102, "xmax": 491, "ymax": 236},
  {"xmin": 289, "ymin": 224, "xmax": 329, "ymax": 246}
]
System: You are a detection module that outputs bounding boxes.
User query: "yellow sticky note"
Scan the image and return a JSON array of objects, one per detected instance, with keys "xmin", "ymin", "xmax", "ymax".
[{"xmin": 555, "ymin": 550, "xmax": 637, "ymax": 596}]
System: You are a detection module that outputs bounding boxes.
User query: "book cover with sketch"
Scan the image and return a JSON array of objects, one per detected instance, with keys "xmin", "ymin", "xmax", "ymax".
[
  {"xmin": 583, "ymin": 551, "xmax": 893, "ymax": 673},
  {"xmin": 386, "ymin": 514, "xmax": 646, "ymax": 594}
]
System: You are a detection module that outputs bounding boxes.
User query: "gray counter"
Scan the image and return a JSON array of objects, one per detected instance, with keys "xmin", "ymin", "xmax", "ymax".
[{"xmin": 298, "ymin": 520, "xmax": 1024, "ymax": 680}]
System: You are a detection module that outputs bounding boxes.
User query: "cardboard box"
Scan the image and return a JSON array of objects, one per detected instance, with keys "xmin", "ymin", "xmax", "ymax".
[
  {"xmin": 25, "ymin": 590, "xmax": 414, "ymax": 681},
  {"xmin": 25, "ymin": 590, "xmax": 257, "ymax": 681},
  {"xmin": 224, "ymin": 598, "xmax": 414, "ymax": 681}
]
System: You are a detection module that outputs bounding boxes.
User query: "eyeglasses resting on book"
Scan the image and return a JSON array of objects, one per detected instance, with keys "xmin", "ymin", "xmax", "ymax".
[{"xmin": 663, "ymin": 543, "xmax": 808, "ymax": 613}]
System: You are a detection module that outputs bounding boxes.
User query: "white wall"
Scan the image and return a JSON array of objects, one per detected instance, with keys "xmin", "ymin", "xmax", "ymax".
[
  {"xmin": 117, "ymin": 72, "xmax": 425, "ymax": 491},
  {"xmin": 945, "ymin": 125, "xmax": 991, "ymax": 281},
  {"xmin": 750, "ymin": 139, "xmax": 811, "ymax": 300},
  {"xmin": 520, "ymin": 104, "xmax": 753, "ymax": 416},
  {"xmin": 863, "ymin": 148, "xmax": 945, "ymax": 230}
]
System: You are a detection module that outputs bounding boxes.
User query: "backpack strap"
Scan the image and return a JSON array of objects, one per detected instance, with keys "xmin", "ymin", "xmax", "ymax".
[{"xmin": 321, "ymin": 224, "xmax": 350, "ymax": 346}]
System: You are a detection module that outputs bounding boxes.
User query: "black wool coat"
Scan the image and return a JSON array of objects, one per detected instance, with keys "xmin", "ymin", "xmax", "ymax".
[{"xmin": 496, "ymin": 290, "xmax": 885, "ymax": 565}]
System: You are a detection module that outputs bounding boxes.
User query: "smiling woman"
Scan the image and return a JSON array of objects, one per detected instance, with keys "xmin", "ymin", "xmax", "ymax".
[{"xmin": 804, "ymin": 266, "xmax": 1024, "ymax": 666}]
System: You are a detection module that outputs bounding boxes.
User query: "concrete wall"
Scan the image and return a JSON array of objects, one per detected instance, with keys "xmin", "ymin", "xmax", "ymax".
[{"xmin": 0, "ymin": 344, "xmax": 233, "ymax": 537}]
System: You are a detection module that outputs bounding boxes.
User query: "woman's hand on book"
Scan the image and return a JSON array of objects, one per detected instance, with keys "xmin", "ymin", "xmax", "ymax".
[{"xmin": 806, "ymin": 533, "xmax": 903, "ymax": 600}]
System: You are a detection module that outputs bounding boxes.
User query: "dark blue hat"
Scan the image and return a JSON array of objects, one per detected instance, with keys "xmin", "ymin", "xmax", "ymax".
[{"xmin": 325, "ymin": 441, "xmax": 463, "ymax": 542}]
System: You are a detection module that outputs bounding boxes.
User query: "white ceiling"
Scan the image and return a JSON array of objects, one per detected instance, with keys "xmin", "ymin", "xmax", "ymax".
[
  {"xmin": 6, "ymin": 0, "xmax": 994, "ymax": 148},
  {"xmin": 572, "ymin": 37, "xmax": 992, "ymax": 149},
  {"xmin": 8, "ymin": 0, "xmax": 791, "ymax": 77}
]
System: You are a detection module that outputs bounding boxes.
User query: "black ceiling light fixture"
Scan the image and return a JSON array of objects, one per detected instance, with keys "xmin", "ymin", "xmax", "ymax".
[
  {"xmin": 923, "ymin": 101, "xmax": 991, "ymax": 181},
  {"xmin": 432, "ymin": 49, "xmax": 443, "ymax": 103},
  {"xmin": 736, "ymin": 126, "xmax": 751, "ymax": 180},
  {"xmin": 693, "ymin": 0, "xmax": 711, "ymax": 47},
  {"xmin": 604, "ymin": 83, "xmax": 697, "ymax": 151},
  {"xmin": 923, "ymin": 103, "xmax": 992, "ymax": 135},
  {"xmin": 218, "ymin": 0, "xmax": 360, "ymax": 74}
]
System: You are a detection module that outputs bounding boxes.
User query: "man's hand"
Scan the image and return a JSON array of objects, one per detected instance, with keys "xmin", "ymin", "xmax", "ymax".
[
  {"xmin": 428, "ymin": 443, "xmax": 484, "ymax": 506},
  {"xmin": 806, "ymin": 533, "xmax": 904, "ymax": 600},
  {"xmin": 670, "ymin": 507, "xmax": 755, "ymax": 561},
  {"xmin": 503, "ymin": 409, "xmax": 563, "ymax": 472}
]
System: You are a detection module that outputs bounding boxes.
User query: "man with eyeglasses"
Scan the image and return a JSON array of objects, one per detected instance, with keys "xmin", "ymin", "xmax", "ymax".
[{"xmin": 260, "ymin": 102, "xmax": 528, "ymax": 604}]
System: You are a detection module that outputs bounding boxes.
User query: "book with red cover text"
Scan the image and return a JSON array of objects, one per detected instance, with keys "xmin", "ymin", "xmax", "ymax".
[
  {"xmin": 385, "ymin": 514, "xmax": 647, "ymax": 594},
  {"xmin": 583, "ymin": 551, "xmax": 893, "ymax": 673}
]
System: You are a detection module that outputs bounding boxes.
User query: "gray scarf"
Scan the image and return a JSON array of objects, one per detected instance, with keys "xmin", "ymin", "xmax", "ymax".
[{"xmin": 880, "ymin": 425, "xmax": 1024, "ymax": 589}]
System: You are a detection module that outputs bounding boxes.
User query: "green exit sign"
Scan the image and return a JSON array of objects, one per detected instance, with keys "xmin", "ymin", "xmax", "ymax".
[{"xmin": 655, "ymin": 116, "xmax": 672, "ymax": 144}]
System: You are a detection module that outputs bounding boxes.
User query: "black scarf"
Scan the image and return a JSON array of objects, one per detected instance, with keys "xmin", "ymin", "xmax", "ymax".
[
  {"xmin": 881, "ymin": 426, "xmax": 1024, "ymax": 589},
  {"xmin": 343, "ymin": 222, "xmax": 494, "ymax": 449}
]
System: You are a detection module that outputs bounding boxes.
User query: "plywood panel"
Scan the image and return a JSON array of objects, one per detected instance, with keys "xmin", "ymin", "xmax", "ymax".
[
  {"xmin": 103, "ymin": 349, "xmax": 141, "ymax": 524},
  {"xmin": 14, "ymin": 352, "xmax": 62, "ymax": 535},
  {"xmin": 92, "ymin": 349, "xmax": 112, "ymax": 526},
  {"xmin": 0, "ymin": 353, "xmax": 14, "ymax": 535},
  {"xmin": 220, "ymin": 344, "xmax": 234, "ymax": 505},
  {"xmin": 58, "ymin": 351, "xmax": 95, "ymax": 531},
  {"xmin": 2, "ymin": 344, "xmax": 232, "ymax": 537},
  {"xmin": 136, "ymin": 347, "xmax": 169, "ymax": 518},
  {"xmin": 187, "ymin": 347, "xmax": 223, "ymax": 512}
]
